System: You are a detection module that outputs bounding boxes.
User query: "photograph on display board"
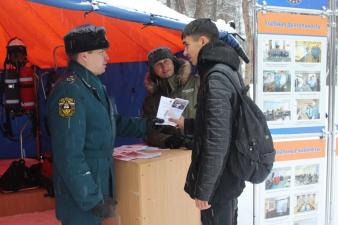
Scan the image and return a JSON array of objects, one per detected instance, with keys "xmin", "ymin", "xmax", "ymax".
[
  {"xmin": 265, "ymin": 167, "xmax": 292, "ymax": 190},
  {"xmin": 263, "ymin": 39, "xmax": 292, "ymax": 62},
  {"xmin": 263, "ymin": 100, "xmax": 291, "ymax": 121},
  {"xmin": 294, "ymin": 193, "xmax": 317, "ymax": 214},
  {"xmin": 295, "ymin": 41, "xmax": 321, "ymax": 63},
  {"xmin": 296, "ymin": 99, "xmax": 320, "ymax": 120},
  {"xmin": 265, "ymin": 196, "xmax": 290, "ymax": 219},
  {"xmin": 263, "ymin": 70, "xmax": 291, "ymax": 92},
  {"xmin": 295, "ymin": 71, "xmax": 320, "ymax": 92},
  {"xmin": 295, "ymin": 164, "xmax": 319, "ymax": 186},
  {"xmin": 265, "ymin": 222, "xmax": 289, "ymax": 225},
  {"xmin": 294, "ymin": 217, "xmax": 317, "ymax": 225}
]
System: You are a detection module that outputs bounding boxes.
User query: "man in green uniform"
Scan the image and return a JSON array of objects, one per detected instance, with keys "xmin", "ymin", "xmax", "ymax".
[
  {"xmin": 142, "ymin": 47, "xmax": 199, "ymax": 149},
  {"xmin": 47, "ymin": 24, "xmax": 149, "ymax": 225}
]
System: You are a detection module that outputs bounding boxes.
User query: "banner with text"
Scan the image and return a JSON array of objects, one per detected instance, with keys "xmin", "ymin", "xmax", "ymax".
[{"xmin": 256, "ymin": 0, "xmax": 328, "ymax": 10}]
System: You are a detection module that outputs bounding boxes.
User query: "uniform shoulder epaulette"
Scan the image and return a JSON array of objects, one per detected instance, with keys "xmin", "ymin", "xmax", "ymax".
[
  {"xmin": 48, "ymin": 72, "xmax": 78, "ymax": 97},
  {"xmin": 64, "ymin": 72, "xmax": 78, "ymax": 83}
]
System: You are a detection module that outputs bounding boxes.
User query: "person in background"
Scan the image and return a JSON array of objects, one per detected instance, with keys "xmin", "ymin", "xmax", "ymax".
[
  {"xmin": 47, "ymin": 24, "xmax": 151, "ymax": 225},
  {"xmin": 175, "ymin": 18, "xmax": 246, "ymax": 225},
  {"xmin": 142, "ymin": 47, "xmax": 199, "ymax": 149}
]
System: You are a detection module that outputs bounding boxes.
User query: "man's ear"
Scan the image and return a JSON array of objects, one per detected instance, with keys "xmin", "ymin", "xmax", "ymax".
[
  {"xmin": 78, "ymin": 52, "xmax": 88, "ymax": 62},
  {"xmin": 200, "ymin": 36, "xmax": 210, "ymax": 46}
]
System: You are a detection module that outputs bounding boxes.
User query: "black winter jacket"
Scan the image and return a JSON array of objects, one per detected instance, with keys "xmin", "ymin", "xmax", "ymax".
[{"xmin": 184, "ymin": 40, "xmax": 245, "ymax": 203}]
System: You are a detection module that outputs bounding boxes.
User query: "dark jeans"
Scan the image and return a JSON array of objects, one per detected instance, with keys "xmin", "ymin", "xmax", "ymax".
[{"xmin": 201, "ymin": 199, "xmax": 238, "ymax": 225}]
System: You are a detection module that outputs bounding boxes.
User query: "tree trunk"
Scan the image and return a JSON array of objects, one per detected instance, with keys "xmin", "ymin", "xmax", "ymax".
[
  {"xmin": 211, "ymin": 0, "xmax": 217, "ymax": 20},
  {"xmin": 174, "ymin": 0, "xmax": 180, "ymax": 12},
  {"xmin": 242, "ymin": 0, "xmax": 253, "ymax": 85},
  {"xmin": 194, "ymin": 0, "xmax": 205, "ymax": 18},
  {"xmin": 166, "ymin": 0, "xmax": 171, "ymax": 8},
  {"xmin": 174, "ymin": 0, "xmax": 186, "ymax": 14},
  {"xmin": 178, "ymin": 0, "xmax": 187, "ymax": 14}
]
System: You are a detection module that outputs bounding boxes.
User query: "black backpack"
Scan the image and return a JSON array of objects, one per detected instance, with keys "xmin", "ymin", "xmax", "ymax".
[
  {"xmin": 210, "ymin": 64, "xmax": 276, "ymax": 184},
  {"xmin": 0, "ymin": 159, "xmax": 28, "ymax": 192}
]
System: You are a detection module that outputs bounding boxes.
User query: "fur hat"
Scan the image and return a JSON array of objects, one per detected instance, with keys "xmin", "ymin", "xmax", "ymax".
[
  {"xmin": 147, "ymin": 47, "xmax": 174, "ymax": 68},
  {"xmin": 64, "ymin": 24, "xmax": 109, "ymax": 54}
]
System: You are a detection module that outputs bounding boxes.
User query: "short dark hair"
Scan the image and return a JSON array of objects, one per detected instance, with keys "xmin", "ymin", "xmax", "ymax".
[{"xmin": 182, "ymin": 18, "xmax": 219, "ymax": 42}]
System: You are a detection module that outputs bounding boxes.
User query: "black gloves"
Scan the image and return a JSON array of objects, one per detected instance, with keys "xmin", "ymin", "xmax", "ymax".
[
  {"xmin": 146, "ymin": 118, "xmax": 164, "ymax": 129},
  {"xmin": 165, "ymin": 134, "xmax": 185, "ymax": 149},
  {"xmin": 146, "ymin": 118, "xmax": 165, "ymax": 137},
  {"xmin": 91, "ymin": 198, "xmax": 116, "ymax": 219},
  {"xmin": 152, "ymin": 118, "xmax": 164, "ymax": 125}
]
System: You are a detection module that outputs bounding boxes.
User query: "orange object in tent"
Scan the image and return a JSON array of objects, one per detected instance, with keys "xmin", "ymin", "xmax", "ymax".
[{"xmin": 0, "ymin": 0, "xmax": 184, "ymax": 69}]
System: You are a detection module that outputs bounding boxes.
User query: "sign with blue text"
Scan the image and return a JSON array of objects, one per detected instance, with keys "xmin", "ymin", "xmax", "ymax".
[{"xmin": 257, "ymin": 0, "xmax": 328, "ymax": 10}]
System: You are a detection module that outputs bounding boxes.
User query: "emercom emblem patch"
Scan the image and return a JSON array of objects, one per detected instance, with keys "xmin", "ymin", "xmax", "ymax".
[{"xmin": 58, "ymin": 97, "xmax": 75, "ymax": 118}]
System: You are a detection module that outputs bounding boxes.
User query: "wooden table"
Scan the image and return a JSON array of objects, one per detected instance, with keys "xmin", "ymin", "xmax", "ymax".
[{"xmin": 114, "ymin": 150, "xmax": 200, "ymax": 225}]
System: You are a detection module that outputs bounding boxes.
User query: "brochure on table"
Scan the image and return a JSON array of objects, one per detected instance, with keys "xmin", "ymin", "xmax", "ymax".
[{"xmin": 113, "ymin": 145, "xmax": 161, "ymax": 161}]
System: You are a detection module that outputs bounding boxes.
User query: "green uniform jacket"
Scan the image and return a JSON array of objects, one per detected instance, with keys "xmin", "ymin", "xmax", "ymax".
[
  {"xmin": 47, "ymin": 61, "xmax": 147, "ymax": 224},
  {"xmin": 142, "ymin": 59, "xmax": 199, "ymax": 148}
]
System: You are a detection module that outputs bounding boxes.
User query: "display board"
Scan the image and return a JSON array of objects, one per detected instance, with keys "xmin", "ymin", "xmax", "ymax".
[
  {"xmin": 255, "ymin": 139, "xmax": 326, "ymax": 225},
  {"xmin": 256, "ymin": 11, "xmax": 328, "ymax": 136},
  {"xmin": 256, "ymin": 0, "xmax": 328, "ymax": 10},
  {"xmin": 255, "ymin": 9, "xmax": 329, "ymax": 225}
]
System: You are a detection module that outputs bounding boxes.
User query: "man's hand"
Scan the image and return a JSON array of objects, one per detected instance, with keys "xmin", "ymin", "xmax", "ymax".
[
  {"xmin": 169, "ymin": 116, "xmax": 185, "ymax": 130},
  {"xmin": 195, "ymin": 198, "xmax": 211, "ymax": 210},
  {"xmin": 91, "ymin": 198, "xmax": 116, "ymax": 218},
  {"xmin": 164, "ymin": 134, "xmax": 184, "ymax": 149},
  {"xmin": 152, "ymin": 118, "xmax": 164, "ymax": 124},
  {"xmin": 146, "ymin": 118, "xmax": 164, "ymax": 130}
]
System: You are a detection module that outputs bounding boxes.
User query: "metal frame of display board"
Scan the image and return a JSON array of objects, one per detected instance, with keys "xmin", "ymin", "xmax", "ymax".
[{"xmin": 325, "ymin": 1, "xmax": 336, "ymax": 225}]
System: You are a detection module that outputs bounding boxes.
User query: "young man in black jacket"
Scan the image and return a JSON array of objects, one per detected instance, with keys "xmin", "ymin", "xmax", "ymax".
[{"xmin": 178, "ymin": 18, "xmax": 246, "ymax": 225}]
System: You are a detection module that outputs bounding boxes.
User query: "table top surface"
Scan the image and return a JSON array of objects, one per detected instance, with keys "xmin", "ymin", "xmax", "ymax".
[{"xmin": 114, "ymin": 149, "xmax": 191, "ymax": 165}]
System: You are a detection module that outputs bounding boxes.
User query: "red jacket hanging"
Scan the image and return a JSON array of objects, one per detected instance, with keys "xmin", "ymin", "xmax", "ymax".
[{"xmin": 19, "ymin": 63, "xmax": 36, "ymax": 111}]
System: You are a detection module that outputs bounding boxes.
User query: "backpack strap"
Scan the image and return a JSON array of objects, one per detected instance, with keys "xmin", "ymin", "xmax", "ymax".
[
  {"xmin": 206, "ymin": 64, "xmax": 248, "ymax": 101},
  {"xmin": 206, "ymin": 64, "xmax": 251, "ymax": 139}
]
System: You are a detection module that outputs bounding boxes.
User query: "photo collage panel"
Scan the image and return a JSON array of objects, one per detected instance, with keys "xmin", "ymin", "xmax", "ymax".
[
  {"xmin": 263, "ymin": 163, "xmax": 320, "ymax": 224},
  {"xmin": 261, "ymin": 38, "xmax": 324, "ymax": 125}
]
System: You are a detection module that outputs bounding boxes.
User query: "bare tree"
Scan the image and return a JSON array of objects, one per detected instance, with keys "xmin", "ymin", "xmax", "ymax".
[
  {"xmin": 161, "ymin": 0, "xmax": 253, "ymax": 83},
  {"xmin": 172, "ymin": 0, "xmax": 187, "ymax": 14},
  {"xmin": 177, "ymin": 0, "xmax": 187, "ymax": 14},
  {"xmin": 195, "ymin": 0, "xmax": 221, "ymax": 18},
  {"xmin": 242, "ymin": 0, "xmax": 253, "ymax": 84},
  {"xmin": 217, "ymin": 0, "xmax": 237, "ymax": 23},
  {"xmin": 166, "ymin": 0, "xmax": 171, "ymax": 8},
  {"xmin": 211, "ymin": 0, "xmax": 217, "ymax": 20},
  {"xmin": 194, "ymin": 0, "xmax": 207, "ymax": 18}
]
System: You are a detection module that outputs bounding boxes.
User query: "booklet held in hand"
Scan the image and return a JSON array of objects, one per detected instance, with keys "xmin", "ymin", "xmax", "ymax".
[{"xmin": 156, "ymin": 96, "xmax": 189, "ymax": 126}]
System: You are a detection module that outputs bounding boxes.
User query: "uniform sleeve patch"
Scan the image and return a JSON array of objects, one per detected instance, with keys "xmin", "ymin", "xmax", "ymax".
[{"xmin": 58, "ymin": 97, "xmax": 75, "ymax": 118}]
